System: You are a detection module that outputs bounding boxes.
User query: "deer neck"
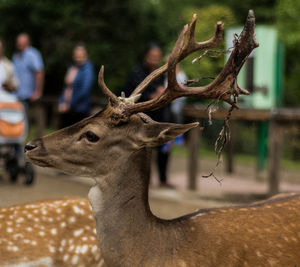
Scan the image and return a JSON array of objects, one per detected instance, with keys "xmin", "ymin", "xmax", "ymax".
[{"xmin": 88, "ymin": 147, "xmax": 161, "ymax": 266}]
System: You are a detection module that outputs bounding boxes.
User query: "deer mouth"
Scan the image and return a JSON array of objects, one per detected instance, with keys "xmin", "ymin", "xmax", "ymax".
[
  {"xmin": 25, "ymin": 139, "xmax": 53, "ymax": 168},
  {"xmin": 28, "ymin": 157, "xmax": 53, "ymax": 168}
]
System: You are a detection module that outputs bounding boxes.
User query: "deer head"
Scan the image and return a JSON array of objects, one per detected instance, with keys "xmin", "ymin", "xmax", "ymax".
[{"xmin": 25, "ymin": 11, "xmax": 258, "ymax": 179}]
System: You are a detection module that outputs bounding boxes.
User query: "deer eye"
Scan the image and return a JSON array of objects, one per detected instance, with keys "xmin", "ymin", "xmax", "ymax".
[{"xmin": 85, "ymin": 131, "xmax": 99, "ymax": 143}]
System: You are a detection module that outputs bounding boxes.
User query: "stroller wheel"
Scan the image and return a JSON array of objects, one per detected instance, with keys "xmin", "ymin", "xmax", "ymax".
[
  {"xmin": 24, "ymin": 162, "xmax": 35, "ymax": 185},
  {"xmin": 5, "ymin": 158, "xmax": 19, "ymax": 183}
]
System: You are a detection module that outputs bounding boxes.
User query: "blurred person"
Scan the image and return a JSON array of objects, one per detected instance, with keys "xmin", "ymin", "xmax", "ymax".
[
  {"xmin": 58, "ymin": 44, "xmax": 94, "ymax": 128},
  {"xmin": 0, "ymin": 39, "xmax": 18, "ymax": 99},
  {"xmin": 0, "ymin": 38, "xmax": 25, "ymax": 178},
  {"xmin": 123, "ymin": 43, "xmax": 174, "ymax": 188},
  {"xmin": 13, "ymin": 33, "xmax": 44, "ymax": 103}
]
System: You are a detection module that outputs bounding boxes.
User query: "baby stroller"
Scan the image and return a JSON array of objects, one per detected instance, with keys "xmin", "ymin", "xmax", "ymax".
[{"xmin": 0, "ymin": 97, "xmax": 35, "ymax": 185}]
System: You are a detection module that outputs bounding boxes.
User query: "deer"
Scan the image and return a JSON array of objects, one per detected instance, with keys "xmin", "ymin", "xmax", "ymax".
[
  {"xmin": 25, "ymin": 10, "xmax": 300, "ymax": 266},
  {"xmin": 0, "ymin": 197, "xmax": 104, "ymax": 267}
]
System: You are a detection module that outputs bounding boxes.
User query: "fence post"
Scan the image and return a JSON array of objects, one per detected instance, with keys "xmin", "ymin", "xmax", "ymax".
[
  {"xmin": 188, "ymin": 126, "xmax": 200, "ymax": 190},
  {"xmin": 268, "ymin": 112, "xmax": 281, "ymax": 195}
]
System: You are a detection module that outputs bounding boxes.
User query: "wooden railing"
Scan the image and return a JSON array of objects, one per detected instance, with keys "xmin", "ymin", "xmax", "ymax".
[{"xmin": 184, "ymin": 105, "xmax": 300, "ymax": 195}]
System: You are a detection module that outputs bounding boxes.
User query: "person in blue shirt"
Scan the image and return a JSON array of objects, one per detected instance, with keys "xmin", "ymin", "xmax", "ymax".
[
  {"xmin": 13, "ymin": 33, "xmax": 44, "ymax": 102},
  {"xmin": 58, "ymin": 44, "xmax": 94, "ymax": 128}
]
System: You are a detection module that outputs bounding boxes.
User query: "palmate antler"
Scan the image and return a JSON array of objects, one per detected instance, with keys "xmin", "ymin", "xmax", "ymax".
[{"xmin": 99, "ymin": 10, "xmax": 259, "ymax": 121}]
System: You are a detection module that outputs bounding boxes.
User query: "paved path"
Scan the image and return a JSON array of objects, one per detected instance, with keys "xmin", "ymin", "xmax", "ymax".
[{"xmin": 0, "ymin": 156, "xmax": 299, "ymax": 219}]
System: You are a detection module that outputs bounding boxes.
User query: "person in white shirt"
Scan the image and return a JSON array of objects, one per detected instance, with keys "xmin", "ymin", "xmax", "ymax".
[{"xmin": 0, "ymin": 39, "xmax": 18, "ymax": 102}]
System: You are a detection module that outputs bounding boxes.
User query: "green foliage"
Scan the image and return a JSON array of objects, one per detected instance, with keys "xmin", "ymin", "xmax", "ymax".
[
  {"xmin": 276, "ymin": 0, "xmax": 300, "ymax": 47},
  {"xmin": 275, "ymin": 0, "xmax": 300, "ymax": 106},
  {"xmin": 0, "ymin": 0, "xmax": 298, "ymax": 106},
  {"xmin": 0, "ymin": 0, "xmax": 178, "ymax": 95}
]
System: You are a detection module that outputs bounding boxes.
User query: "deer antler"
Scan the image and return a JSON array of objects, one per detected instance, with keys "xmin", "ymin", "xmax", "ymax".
[
  {"xmin": 98, "ymin": 66, "xmax": 119, "ymax": 106},
  {"xmin": 98, "ymin": 10, "xmax": 258, "ymax": 120},
  {"xmin": 124, "ymin": 10, "xmax": 258, "ymax": 116}
]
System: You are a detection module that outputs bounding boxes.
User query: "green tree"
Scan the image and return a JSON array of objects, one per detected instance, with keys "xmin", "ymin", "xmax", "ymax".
[
  {"xmin": 0, "ymin": 0, "xmax": 186, "ymax": 96},
  {"xmin": 276, "ymin": 0, "xmax": 300, "ymax": 106}
]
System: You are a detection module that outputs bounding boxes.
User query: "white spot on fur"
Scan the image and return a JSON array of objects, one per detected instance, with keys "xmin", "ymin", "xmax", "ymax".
[
  {"xmin": 7, "ymin": 227, "xmax": 13, "ymax": 233},
  {"xmin": 61, "ymin": 239, "xmax": 66, "ymax": 246},
  {"xmin": 4, "ymin": 257, "xmax": 54, "ymax": 266},
  {"xmin": 71, "ymin": 255, "xmax": 79, "ymax": 265},
  {"xmin": 73, "ymin": 229, "xmax": 84, "ymax": 237},
  {"xmin": 39, "ymin": 231, "xmax": 45, "ymax": 236},
  {"xmin": 16, "ymin": 217, "xmax": 24, "ymax": 223},
  {"xmin": 49, "ymin": 246, "xmax": 55, "ymax": 253},
  {"xmin": 92, "ymin": 245, "xmax": 98, "ymax": 254},
  {"xmin": 31, "ymin": 240, "xmax": 37, "ymax": 246},
  {"xmin": 60, "ymin": 222, "xmax": 66, "ymax": 228},
  {"xmin": 69, "ymin": 216, "xmax": 76, "ymax": 223},
  {"xmin": 51, "ymin": 228, "xmax": 57, "ymax": 235},
  {"xmin": 81, "ymin": 244, "xmax": 88, "ymax": 254},
  {"xmin": 41, "ymin": 209, "xmax": 47, "ymax": 215},
  {"xmin": 11, "ymin": 246, "xmax": 19, "ymax": 252},
  {"xmin": 63, "ymin": 254, "xmax": 69, "ymax": 262},
  {"xmin": 73, "ymin": 205, "xmax": 85, "ymax": 215},
  {"xmin": 13, "ymin": 233, "xmax": 23, "ymax": 240},
  {"xmin": 26, "ymin": 227, "xmax": 33, "ymax": 232}
]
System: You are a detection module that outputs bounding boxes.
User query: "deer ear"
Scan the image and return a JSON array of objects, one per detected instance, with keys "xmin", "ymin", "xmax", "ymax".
[{"xmin": 140, "ymin": 122, "xmax": 199, "ymax": 147}]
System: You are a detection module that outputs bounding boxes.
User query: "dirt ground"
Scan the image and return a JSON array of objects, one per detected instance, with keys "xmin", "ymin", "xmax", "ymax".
[{"xmin": 0, "ymin": 155, "xmax": 299, "ymax": 219}]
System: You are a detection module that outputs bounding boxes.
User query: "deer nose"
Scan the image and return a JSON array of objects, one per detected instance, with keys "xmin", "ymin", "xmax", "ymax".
[{"xmin": 24, "ymin": 144, "xmax": 37, "ymax": 152}]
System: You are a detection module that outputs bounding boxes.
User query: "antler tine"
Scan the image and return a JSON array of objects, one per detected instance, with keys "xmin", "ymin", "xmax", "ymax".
[
  {"xmin": 98, "ymin": 66, "xmax": 119, "ymax": 105},
  {"xmin": 130, "ymin": 14, "xmax": 223, "ymax": 97},
  {"xmin": 180, "ymin": 14, "xmax": 224, "ymax": 61},
  {"xmin": 125, "ymin": 10, "xmax": 258, "ymax": 116}
]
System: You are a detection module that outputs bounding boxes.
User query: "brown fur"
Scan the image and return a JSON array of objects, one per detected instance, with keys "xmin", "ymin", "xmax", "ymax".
[
  {"xmin": 25, "ymin": 109, "xmax": 300, "ymax": 266},
  {"xmin": 0, "ymin": 197, "xmax": 104, "ymax": 266}
]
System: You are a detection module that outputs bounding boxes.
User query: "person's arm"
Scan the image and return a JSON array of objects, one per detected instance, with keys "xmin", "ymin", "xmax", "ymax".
[
  {"xmin": 29, "ymin": 50, "xmax": 44, "ymax": 101},
  {"xmin": 30, "ymin": 70, "xmax": 44, "ymax": 101}
]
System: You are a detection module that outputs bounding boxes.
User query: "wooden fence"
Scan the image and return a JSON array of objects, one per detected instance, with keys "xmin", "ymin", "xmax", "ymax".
[{"xmin": 184, "ymin": 105, "xmax": 300, "ymax": 196}]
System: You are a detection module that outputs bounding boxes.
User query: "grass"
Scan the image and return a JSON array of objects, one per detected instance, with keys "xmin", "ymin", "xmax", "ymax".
[{"xmin": 171, "ymin": 144, "xmax": 300, "ymax": 172}]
